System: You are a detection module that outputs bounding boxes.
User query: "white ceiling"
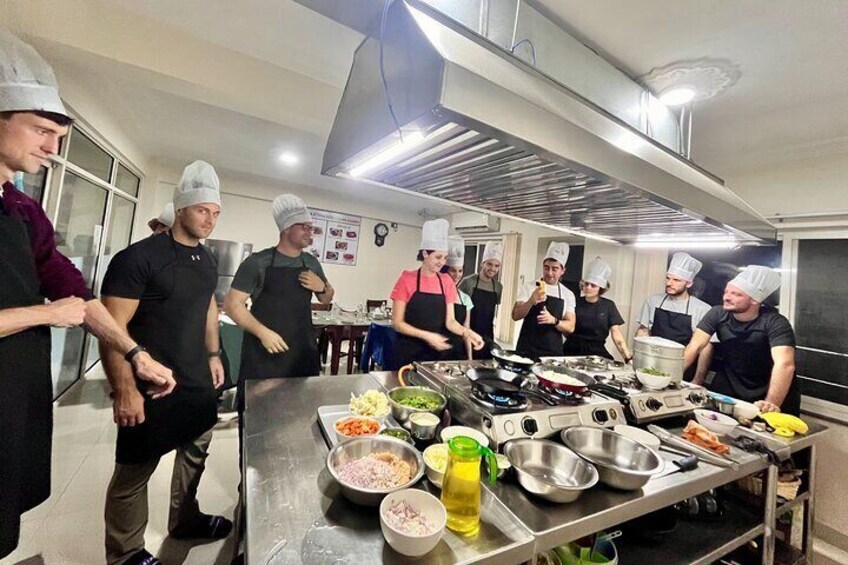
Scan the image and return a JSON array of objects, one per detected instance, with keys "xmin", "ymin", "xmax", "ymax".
[{"xmin": 6, "ymin": 0, "xmax": 847, "ymax": 220}]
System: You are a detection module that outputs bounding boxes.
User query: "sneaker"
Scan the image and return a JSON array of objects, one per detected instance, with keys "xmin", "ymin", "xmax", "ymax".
[
  {"xmin": 128, "ymin": 549, "xmax": 162, "ymax": 565},
  {"xmin": 170, "ymin": 513, "xmax": 233, "ymax": 540}
]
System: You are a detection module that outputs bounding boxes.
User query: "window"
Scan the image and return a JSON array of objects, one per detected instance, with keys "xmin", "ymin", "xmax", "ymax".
[
  {"xmin": 66, "ymin": 128, "xmax": 113, "ymax": 182},
  {"xmin": 115, "ymin": 163, "xmax": 140, "ymax": 197}
]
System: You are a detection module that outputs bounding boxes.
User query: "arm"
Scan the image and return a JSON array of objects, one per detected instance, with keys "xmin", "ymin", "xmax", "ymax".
[
  {"xmin": 557, "ymin": 311, "xmax": 575, "ymax": 335},
  {"xmin": 298, "ymin": 270, "xmax": 334, "ymax": 304},
  {"xmin": 0, "ymin": 297, "xmax": 85, "ymax": 338},
  {"xmin": 512, "ymin": 285, "xmax": 544, "ymax": 321},
  {"xmin": 693, "ymin": 342, "xmax": 714, "ymax": 383},
  {"xmin": 444, "ymin": 302, "xmax": 484, "ymax": 349},
  {"xmin": 206, "ymin": 297, "xmax": 225, "ymax": 388},
  {"xmin": 99, "ymin": 296, "xmax": 147, "ymax": 427},
  {"xmin": 758, "ymin": 346, "xmax": 796, "ymax": 412},
  {"xmin": 316, "ymin": 282, "xmax": 335, "ymax": 305},
  {"xmin": 610, "ymin": 325, "xmax": 632, "ymax": 361},
  {"xmin": 464, "ymin": 313, "xmax": 473, "ymax": 360},
  {"xmin": 223, "ymin": 288, "xmax": 288, "ymax": 353},
  {"xmin": 84, "ymin": 299, "xmax": 174, "ymax": 390},
  {"xmin": 684, "ymin": 329, "xmax": 713, "ymax": 383}
]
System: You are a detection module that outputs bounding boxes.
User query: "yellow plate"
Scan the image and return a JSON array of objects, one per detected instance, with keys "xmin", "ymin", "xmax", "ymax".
[{"xmin": 774, "ymin": 427, "xmax": 795, "ymax": 438}]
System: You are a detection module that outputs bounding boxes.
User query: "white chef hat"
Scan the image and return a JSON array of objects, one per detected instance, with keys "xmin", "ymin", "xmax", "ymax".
[
  {"xmin": 272, "ymin": 193, "xmax": 311, "ymax": 232},
  {"xmin": 157, "ymin": 202, "xmax": 175, "ymax": 228},
  {"xmin": 174, "ymin": 160, "xmax": 221, "ymax": 210},
  {"xmin": 446, "ymin": 236, "xmax": 465, "ymax": 268},
  {"xmin": 728, "ymin": 265, "xmax": 781, "ymax": 303},
  {"xmin": 420, "ymin": 219, "xmax": 449, "ymax": 251},
  {"xmin": 667, "ymin": 252, "xmax": 702, "ymax": 282},
  {"xmin": 544, "ymin": 241, "xmax": 570, "ymax": 268},
  {"xmin": 584, "ymin": 257, "xmax": 611, "ymax": 288},
  {"xmin": 0, "ymin": 27, "xmax": 68, "ymax": 117},
  {"xmin": 482, "ymin": 241, "xmax": 503, "ymax": 264}
]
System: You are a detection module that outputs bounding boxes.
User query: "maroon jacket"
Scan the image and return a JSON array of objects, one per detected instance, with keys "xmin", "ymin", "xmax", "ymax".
[{"xmin": 1, "ymin": 181, "xmax": 92, "ymax": 301}]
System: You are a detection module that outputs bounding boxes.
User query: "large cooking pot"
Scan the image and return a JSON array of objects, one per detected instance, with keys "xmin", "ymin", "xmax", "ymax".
[{"xmin": 632, "ymin": 336, "xmax": 685, "ymax": 384}]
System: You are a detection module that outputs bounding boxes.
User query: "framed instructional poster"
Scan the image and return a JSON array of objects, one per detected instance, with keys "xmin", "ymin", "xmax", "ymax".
[{"xmin": 307, "ymin": 208, "xmax": 361, "ymax": 266}]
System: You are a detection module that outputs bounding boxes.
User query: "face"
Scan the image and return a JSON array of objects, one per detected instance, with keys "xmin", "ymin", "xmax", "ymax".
[
  {"xmin": 665, "ymin": 274, "xmax": 691, "ymax": 296},
  {"xmin": 0, "ymin": 113, "xmax": 69, "ymax": 175},
  {"xmin": 480, "ymin": 259, "xmax": 501, "ymax": 279},
  {"xmin": 723, "ymin": 284, "xmax": 755, "ymax": 313},
  {"xmin": 284, "ymin": 222, "xmax": 314, "ymax": 249},
  {"xmin": 422, "ymin": 250, "xmax": 448, "ymax": 272},
  {"xmin": 176, "ymin": 203, "xmax": 220, "ymax": 240},
  {"xmin": 542, "ymin": 259, "xmax": 564, "ymax": 285},
  {"xmin": 447, "ymin": 265, "xmax": 463, "ymax": 282},
  {"xmin": 583, "ymin": 281, "xmax": 601, "ymax": 299}
]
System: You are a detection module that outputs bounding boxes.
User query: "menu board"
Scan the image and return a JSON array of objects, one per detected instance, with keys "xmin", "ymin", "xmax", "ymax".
[{"xmin": 307, "ymin": 208, "xmax": 362, "ymax": 266}]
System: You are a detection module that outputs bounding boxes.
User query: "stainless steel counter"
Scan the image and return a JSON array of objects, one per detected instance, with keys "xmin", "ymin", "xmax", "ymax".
[
  {"xmin": 243, "ymin": 374, "xmax": 535, "ymax": 564},
  {"xmin": 244, "ymin": 372, "xmax": 828, "ymax": 564}
]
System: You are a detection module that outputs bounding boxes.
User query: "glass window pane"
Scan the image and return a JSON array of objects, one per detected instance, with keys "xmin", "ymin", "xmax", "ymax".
[
  {"xmin": 66, "ymin": 128, "xmax": 113, "ymax": 182},
  {"xmin": 115, "ymin": 163, "xmax": 140, "ymax": 197},
  {"xmin": 19, "ymin": 166, "xmax": 48, "ymax": 203},
  {"xmin": 54, "ymin": 172, "xmax": 109, "ymax": 288}
]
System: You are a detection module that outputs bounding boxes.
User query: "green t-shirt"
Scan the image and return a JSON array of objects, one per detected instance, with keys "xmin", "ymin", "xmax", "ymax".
[
  {"xmin": 231, "ymin": 248, "xmax": 327, "ymax": 300},
  {"xmin": 458, "ymin": 274, "xmax": 502, "ymax": 305}
]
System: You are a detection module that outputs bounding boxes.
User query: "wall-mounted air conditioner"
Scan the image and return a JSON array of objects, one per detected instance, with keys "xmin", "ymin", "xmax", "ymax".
[{"xmin": 452, "ymin": 211, "xmax": 501, "ymax": 234}]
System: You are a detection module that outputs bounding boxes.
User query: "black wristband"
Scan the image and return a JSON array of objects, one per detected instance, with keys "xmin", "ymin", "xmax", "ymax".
[
  {"xmin": 208, "ymin": 350, "xmax": 222, "ymax": 358},
  {"xmin": 124, "ymin": 345, "xmax": 145, "ymax": 364}
]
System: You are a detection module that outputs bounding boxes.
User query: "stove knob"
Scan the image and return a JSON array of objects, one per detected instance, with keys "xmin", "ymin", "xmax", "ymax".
[
  {"xmin": 688, "ymin": 392, "xmax": 706, "ymax": 405},
  {"xmin": 646, "ymin": 398, "xmax": 663, "ymax": 412},
  {"xmin": 504, "ymin": 421, "xmax": 515, "ymax": 435},
  {"xmin": 521, "ymin": 417, "xmax": 538, "ymax": 435},
  {"xmin": 592, "ymin": 409, "xmax": 609, "ymax": 424}
]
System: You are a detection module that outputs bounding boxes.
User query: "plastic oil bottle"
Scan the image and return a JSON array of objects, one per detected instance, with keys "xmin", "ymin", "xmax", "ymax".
[{"xmin": 440, "ymin": 436, "xmax": 497, "ymax": 535}]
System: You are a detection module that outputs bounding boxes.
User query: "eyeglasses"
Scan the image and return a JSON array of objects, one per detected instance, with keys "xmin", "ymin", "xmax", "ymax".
[{"xmin": 292, "ymin": 223, "xmax": 315, "ymax": 231}]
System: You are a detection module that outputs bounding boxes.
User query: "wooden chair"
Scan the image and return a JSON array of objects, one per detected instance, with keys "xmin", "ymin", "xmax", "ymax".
[{"xmin": 366, "ymin": 299, "xmax": 387, "ymax": 313}]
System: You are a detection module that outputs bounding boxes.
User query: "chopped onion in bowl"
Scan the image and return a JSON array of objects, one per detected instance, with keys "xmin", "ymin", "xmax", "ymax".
[{"xmin": 383, "ymin": 500, "xmax": 437, "ymax": 536}]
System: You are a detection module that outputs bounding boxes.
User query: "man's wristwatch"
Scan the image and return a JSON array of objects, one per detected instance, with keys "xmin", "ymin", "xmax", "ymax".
[
  {"xmin": 208, "ymin": 350, "xmax": 222, "ymax": 358},
  {"xmin": 124, "ymin": 345, "xmax": 145, "ymax": 364}
]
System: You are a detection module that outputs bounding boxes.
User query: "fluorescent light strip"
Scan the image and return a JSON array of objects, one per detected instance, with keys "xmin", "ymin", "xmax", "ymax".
[
  {"xmin": 349, "ymin": 131, "xmax": 426, "ymax": 178},
  {"xmin": 633, "ymin": 239, "xmax": 739, "ymax": 249}
]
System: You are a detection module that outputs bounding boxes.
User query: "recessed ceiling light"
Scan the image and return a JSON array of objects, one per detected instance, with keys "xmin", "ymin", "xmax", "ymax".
[
  {"xmin": 278, "ymin": 152, "xmax": 300, "ymax": 166},
  {"xmin": 659, "ymin": 87, "xmax": 696, "ymax": 106}
]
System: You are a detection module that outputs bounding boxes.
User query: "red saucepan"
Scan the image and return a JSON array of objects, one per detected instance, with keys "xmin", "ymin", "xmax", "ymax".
[{"xmin": 531, "ymin": 364, "xmax": 595, "ymax": 395}]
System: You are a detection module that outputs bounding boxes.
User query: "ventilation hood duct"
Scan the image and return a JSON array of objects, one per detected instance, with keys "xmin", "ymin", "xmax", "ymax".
[{"xmin": 322, "ymin": 0, "xmax": 775, "ymax": 245}]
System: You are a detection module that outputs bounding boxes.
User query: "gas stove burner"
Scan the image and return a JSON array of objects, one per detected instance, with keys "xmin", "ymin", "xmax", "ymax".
[
  {"xmin": 470, "ymin": 387, "xmax": 529, "ymax": 413},
  {"xmin": 538, "ymin": 385, "xmax": 588, "ymax": 406}
]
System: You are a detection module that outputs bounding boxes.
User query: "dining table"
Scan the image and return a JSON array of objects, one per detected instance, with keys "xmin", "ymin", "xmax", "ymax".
[{"xmin": 312, "ymin": 310, "xmax": 392, "ymax": 375}]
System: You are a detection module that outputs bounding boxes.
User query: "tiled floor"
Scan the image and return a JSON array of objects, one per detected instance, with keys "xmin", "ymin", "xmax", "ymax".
[{"xmin": 2, "ymin": 365, "xmax": 241, "ymax": 565}]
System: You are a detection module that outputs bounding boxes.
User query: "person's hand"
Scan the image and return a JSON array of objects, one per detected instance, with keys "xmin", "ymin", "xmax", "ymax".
[
  {"xmin": 46, "ymin": 296, "xmax": 86, "ymax": 328},
  {"xmin": 422, "ymin": 332, "xmax": 451, "ymax": 352},
  {"xmin": 531, "ymin": 285, "xmax": 547, "ymax": 305},
  {"xmin": 755, "ymin": 400, "xmax": 781, "ymax": 413},
  {"xmin": 131, "ymin": 351, "xmax": 176, "ymax": 398},
  {"xmin": 464, "ymin": 329, "xmax": 485, "ymax": 351},
  {"xmin": 114, "ymin": 388, "xmax": 146, "ymax": 427},
  {"xmin": 299, "ymin": 270, "xmax": 326, "ymax": 293},
  {"xmin": 259, "ymin": 328, "xmax": 288, "ymax": 354},
  {"xmin": 210, "ymin": 356, "xmax": 225, "ymax": 389},
  {"xmin": 537, "ymin": 307, "xmax": 557, "ymax": 325}
]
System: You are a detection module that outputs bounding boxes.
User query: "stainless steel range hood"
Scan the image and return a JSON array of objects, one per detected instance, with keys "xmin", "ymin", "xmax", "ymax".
[{"xmin": 322, "ymin": 0, "xmax": 775, "ymax": 244}]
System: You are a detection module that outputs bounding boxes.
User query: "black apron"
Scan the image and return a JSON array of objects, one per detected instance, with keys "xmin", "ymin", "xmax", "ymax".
[
  {"xmin": 469, "ymin": 276, "xmax": 498, "ymax": 360},
  {"xmin": 708, "ymin": 316, "xmax": 802, "ymax": 416},
  {"xmin": 116, "ymin": 236, "xmax": 218, "ymax": 465},
  {"xmin": 451, "ymin": 297, "xmax": 469, "ymax": 360},
  {"xmin": 562, "ymin": 298, "xmax": 613, "ymax": 359},
  {"xmin": 239, "ymin": 251, "xmax": 320, "ymax": 381},
  {"xmin": 651, "ymin": 294, "xmax": 693, "ymax": 345},
  {"xmin": 0, "ymin": 208, "xmax": 53, "ymax": 558},
  {"xmin": 516, "ymin": 283, "xmax": 565, "ymax": 359},
  {"xmin": 393, "ymin": 270, "xmax": 460, "ymax": 369}
]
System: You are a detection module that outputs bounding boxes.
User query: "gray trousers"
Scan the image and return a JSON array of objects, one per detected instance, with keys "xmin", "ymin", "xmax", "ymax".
[{"xmin": 104, "ymin": 429, "xmax": 213, "ymax": 565}]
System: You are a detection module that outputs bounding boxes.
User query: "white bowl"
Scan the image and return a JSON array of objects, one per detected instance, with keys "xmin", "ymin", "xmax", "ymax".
[
  {"xmin": 733, "ymin": 401, "xmax": 761, "ymax": 420},
  {"xmin": 694, "ymin": 409, "xmax": 738, "ymax": 436},
  {"xmin": 333, "ymin": 415, "xmax": 382, "ymax": 443},
  {"xmin": 379, "ymin": 489, "xmax": 446, "ymax": 557},
  {"xmin": 614, "ymin": 424, "xmax": 661, "ymax": 449},
  {"xmin": 635, "ymin": 370, "xmax": 672, "ymax": 390},
  {"xmin": 440, "ymin": 426, "xmax": 490, "ymax": 448},
  {"xmin": 422, "ymin": 444, "xmax": 448, "ymax": 488}
]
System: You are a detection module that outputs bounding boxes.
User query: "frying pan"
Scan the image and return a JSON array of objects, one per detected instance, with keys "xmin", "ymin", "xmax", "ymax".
[
  {"xmin": 466, "ymin": 368, "xmax": 557, "ymax": 406},
  {"xmin": 531, "ymin": 364, "xmax": 595, "ymax": 395},
  {"xmin": 491, "ymin": 348, "xmax": 537, "ymax": 372}
]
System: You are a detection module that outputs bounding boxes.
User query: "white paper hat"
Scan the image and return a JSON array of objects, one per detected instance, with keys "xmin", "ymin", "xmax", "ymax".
[
  {"xmin": 728, "ymin": 265, "xmax": 781, "ymax": 303},
  {"xmin": 667, "ymin": 252, "xmax": 702, "ymax": 282},
  {"xmin": 272, "ymin": 193, "xmax": 311, "ymax": 232},
  {"xmin": 544, "ymin": 241, "xmax": 570, "ymax": 268},
  {"xmin": 446, "ymin": 236, "xmax": 465, "ymax": 268},
  {"xmin": 156, "ymin": 202, "xmax": 175, "ymax": 228},
  {"xmin": 420, "ymin": 219, "xmax": 449, "ymax": 251},
  {"xmin": 174, "ymin": 160, "xmax": 221, "ymax": 210},
  {"xmin": 482, "ymin": 241, "xmax": 503, "ymax": 264},
  {"xmin": 0, "ymin": 27, "xmax": 68, "ymax": 117},
  {"xmin": 584, "ymin": 257, "xmax": 611, "ymax": 288}
]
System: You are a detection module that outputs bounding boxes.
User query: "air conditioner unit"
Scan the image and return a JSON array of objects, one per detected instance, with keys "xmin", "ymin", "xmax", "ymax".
[{"xmin": 452, "ymin": 211, "xmax": 500, "ymax": 234}]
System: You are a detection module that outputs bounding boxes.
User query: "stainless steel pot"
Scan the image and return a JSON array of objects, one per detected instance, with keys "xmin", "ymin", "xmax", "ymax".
[
  {"xmin": 632, "ymin": 336, "xmax": 685, "ymax": 384},
  {"xmin": 561, "ymin": 427, "xmax": 663, "ymax": 491},
  {"xmin": 504, "ymin": 439, "xmax": 598, "ymax": 503}
]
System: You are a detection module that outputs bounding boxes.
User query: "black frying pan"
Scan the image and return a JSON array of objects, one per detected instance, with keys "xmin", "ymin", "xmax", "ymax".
[{"xmin": 467, "ymin": 368, "xmax": 557, "ymax": 406}]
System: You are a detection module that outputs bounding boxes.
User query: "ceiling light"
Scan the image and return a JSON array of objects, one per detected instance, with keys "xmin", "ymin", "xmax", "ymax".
[
  {"xmin": 659, "ymin": 87, "xmax": 696, "ymax": 106},
  {"xmin": 633, "ymin": 237, "xmax": 739, "ymax": 250},
  {"xmin": 349, "ymin": 131, "xmax": 425, "ymax": 178},
  {"xmin": 278, "ymin": 152, "xmax": 300, "ymax": 166}
]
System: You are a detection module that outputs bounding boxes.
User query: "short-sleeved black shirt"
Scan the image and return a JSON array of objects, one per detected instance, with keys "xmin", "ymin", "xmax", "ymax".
[
  {"xmin": 697, "ymin": 306, "xmax": 796, "ymax": 349},
  {"xmin": 573, "ymin": 296, "xmax": 625, "ymax": 343}
]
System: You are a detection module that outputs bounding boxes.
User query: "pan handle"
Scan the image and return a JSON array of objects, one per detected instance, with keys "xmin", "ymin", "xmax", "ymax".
[{"xmin": 520, "ymin": 389, "xmax": 558, "ymax": 406}]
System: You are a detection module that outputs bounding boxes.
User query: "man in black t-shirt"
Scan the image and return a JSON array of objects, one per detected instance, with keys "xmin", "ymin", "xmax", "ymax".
[{"xmin": 683, "ymin": 265, "xmax": 800, "ymax": 415}]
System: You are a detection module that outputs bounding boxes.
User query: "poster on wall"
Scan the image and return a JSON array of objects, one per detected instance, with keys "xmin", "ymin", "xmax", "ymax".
[{"xmin": 307, "ymin": 208, "xmax": 361, "ymax": 266}]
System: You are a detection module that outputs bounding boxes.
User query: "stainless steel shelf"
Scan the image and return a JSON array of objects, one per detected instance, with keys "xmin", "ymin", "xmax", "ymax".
[{"xmin": 776, "ymin": 491, "xmax": 810, "ymax": 518}]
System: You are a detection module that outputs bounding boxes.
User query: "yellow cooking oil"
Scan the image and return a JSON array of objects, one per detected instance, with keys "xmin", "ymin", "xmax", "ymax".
[{"xmin": 440, "ymin": 436, "xmax": 497, "ymax": 535}]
